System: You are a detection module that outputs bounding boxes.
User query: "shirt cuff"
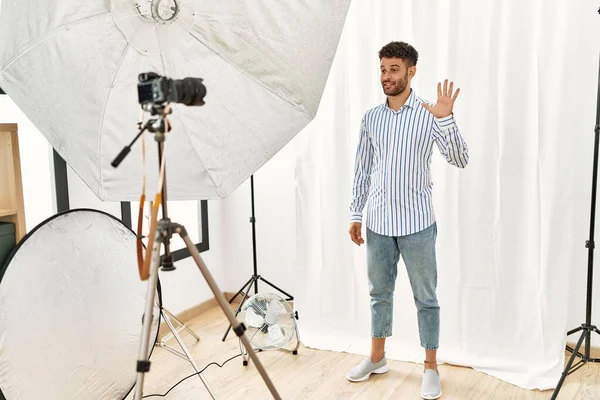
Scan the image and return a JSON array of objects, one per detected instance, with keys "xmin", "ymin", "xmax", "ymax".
[
  {"xmin": 436, "ymin": 114, "xmax": 456, "ymax": 129},
  {"xmin": 350, "ymin": 212, "xmax": 363, "ymax": 223}
]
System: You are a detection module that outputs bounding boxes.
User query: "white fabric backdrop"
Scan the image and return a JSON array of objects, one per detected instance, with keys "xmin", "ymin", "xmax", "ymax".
[{"xmin": 294, "ymin": 0, "xmax": 600, "ymax": 390}]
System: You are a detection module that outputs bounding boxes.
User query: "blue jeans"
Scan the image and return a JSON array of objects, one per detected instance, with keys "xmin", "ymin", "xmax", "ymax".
[{"xmin": 367, "ymin": 223, "xmax": 439, "ymax": 350}]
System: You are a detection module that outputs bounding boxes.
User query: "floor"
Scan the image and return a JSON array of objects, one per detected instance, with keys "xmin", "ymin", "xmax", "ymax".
[{"xmin": 127, "ymin": 306, "xmax": 600, "ymax": 400}]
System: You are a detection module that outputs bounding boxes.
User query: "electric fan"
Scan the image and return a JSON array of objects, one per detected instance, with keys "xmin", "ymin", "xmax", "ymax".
[{"xmin": 238, "ymin": 293, "xmax": 301, "ymax": 366}]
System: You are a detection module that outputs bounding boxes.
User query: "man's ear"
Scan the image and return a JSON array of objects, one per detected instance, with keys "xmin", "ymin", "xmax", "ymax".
[{"xmin": 409, "ymin": 65, "xmax": 417, "ymax": 78}]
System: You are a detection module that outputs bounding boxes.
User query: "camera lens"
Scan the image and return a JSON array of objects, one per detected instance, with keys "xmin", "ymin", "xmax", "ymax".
[{"xmin": 175, "ymin": 78, "xmax": 206, "ymax": 106}]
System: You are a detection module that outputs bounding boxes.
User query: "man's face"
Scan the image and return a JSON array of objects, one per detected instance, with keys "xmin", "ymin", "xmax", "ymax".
[{"xmin": 380, "ymin": 57, "xmax": 411, "ymax": 96}]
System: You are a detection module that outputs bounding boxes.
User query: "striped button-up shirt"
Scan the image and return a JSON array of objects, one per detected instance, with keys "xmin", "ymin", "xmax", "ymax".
[{"xmin": 350, "ymin": 89, "xmax": 469, "ymax": 237}]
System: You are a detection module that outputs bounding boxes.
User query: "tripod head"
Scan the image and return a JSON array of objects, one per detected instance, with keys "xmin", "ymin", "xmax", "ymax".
[
  {"xmin": 110, "ymin": 104, "xmax": 172, "ymax": 169},
  {"xmin": 143, "ymin": 104, "xmax": 173, "ymax": 133}
]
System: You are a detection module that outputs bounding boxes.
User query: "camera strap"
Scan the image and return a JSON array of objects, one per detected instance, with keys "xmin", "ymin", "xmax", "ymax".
[
  {"xmin": 139, "ymin": 113, "xmax": 169, "ymax": 281},
  {"xmin": 136, "ymin": 118, "xmax": 147, "ymax": 280}
]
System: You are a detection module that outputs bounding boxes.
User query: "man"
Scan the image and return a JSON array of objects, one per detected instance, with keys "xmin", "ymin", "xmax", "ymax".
[{"xmin": 346, "ymin": 41, "xmax": 469, "ymax": 400}]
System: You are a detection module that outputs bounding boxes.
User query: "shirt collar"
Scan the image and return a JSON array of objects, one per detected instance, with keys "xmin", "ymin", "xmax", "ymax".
[{"xmin": 384, "ymin": 88, "xmax": 418, "ymax": 112}]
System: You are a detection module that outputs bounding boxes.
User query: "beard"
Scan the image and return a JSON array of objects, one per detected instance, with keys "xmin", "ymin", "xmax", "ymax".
[{"xmin": 382, "ymin": 71, "xmax": 408, "ymax": 96}]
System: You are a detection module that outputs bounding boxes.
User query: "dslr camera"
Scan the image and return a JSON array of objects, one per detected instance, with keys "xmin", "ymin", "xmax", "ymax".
[{"xmin": 137, "ymin": 72, "xmax": 206, "ymax": 107}]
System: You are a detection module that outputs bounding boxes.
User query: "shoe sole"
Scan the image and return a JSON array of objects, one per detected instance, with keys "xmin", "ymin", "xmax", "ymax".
[
  {"xmin": 346, "ymin": 365, "xmax": 389, "ymax": 382},
  {"xmin": 421, "ymin": 391, "xmax": 442, "ymax": 399}
]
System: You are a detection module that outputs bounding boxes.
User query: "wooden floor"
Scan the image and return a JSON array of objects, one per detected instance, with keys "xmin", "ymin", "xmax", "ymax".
[{"xmin": 128, "ymin": 305, "xmax": 600, "ymax": 400}]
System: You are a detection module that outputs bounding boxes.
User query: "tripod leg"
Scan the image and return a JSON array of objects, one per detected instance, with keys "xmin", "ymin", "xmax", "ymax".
[
  {"xmin": 177, "ymin": 226, "xmax": 281, "ymax": 400},
  {"xmin": 590, "ymin": 327, "xmax": 600, "ymax": 362},
  {"xmin": 229, "ymin": 276, "xmax": 255, "ymax": 304},
  {"xmin": 222, "ymin": 278, "xmax": 255, "ymax": 342},
  {"xmin": 133, "ymin": 231, "xmax": 162, "ymax": 400},
  {"xmin": 161, "ymin": 310, "xmax": 216, "ymax": 399},
  {"xmin": 258, "ymin": 276, "xmax": 294, "ymax": 301},
  {"xmin": 162, "ymin": 307, "xmax": 201, "ymax": 342},
  {"xmin": 565, "ymin": 344, "xmax": 585, "ymax": 360},
  {"xmin": 567, "ymin": 325, "xmax": 584, "ymax": 336},
  {"xmin": 551, "ymin": 331, "xmax": 587, "ymax": 400}
]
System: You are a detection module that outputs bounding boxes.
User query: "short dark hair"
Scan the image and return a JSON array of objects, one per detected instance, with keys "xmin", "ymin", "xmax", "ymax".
[{"xmin": 378, "ymin": 41, "xmax": 418, "ymax": 67}]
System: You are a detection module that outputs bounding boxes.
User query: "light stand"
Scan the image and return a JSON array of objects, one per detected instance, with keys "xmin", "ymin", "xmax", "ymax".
[
  {"xmin": 221, "ymin": 175, "xmax": 295, "ymax": 343},
  {"xmin": 156, "ymin": 296, "xmax": 209, "ymax": 393},
  {"xmin": 156, "ymin": 306, "xmax": 202, "ymax": 359},
  {"xmin": 551, "ymin": 28, "xmax": 600, "ymax": 398},
  {"xmin": 112, "ymin": 105, "xmax": 281, "ymax": 400}
]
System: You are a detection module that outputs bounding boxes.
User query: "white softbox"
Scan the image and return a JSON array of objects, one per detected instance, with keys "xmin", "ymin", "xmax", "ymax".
[
  {"xmin": 0, "ymin": 209, "xmax": 160, "ymax": 399},
  {"xmin": 0, "ymin": 0, "xmax": 351, "ymax": 201}
]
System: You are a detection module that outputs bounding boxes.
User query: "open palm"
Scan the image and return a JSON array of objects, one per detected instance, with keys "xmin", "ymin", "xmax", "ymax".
[{"xmin": 422, "ymin": 79, "xmax": 460, "ymax": 118}]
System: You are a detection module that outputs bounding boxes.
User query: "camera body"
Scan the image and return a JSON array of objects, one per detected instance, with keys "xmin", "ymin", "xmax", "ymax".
[{"xmin": 137, "ymin": 72, "xmax": 206, "ymax": 107}]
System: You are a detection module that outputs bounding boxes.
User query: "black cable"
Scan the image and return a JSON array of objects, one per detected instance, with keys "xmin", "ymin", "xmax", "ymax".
[{"xmin": 142, "ymin": 353, "xmax": 243, "ymax": 398}]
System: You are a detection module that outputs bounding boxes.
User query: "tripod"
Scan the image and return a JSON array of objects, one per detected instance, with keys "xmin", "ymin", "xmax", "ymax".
[
  {"xmin": 221, "ymin": 175, "xmax": 294, "ymax": 342},
  {"xmin": 551, "ymin": 47, "xmax": 600, "ymax": 398},
  {"xmin": 112, "ymin": 105, "xmax": 281, "ymax": 400}
]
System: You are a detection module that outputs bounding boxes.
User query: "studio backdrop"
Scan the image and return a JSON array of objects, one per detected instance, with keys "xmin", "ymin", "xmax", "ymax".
[{"xmin": 293, "ymin": 0, "xmax": 600, "ymax": 390}]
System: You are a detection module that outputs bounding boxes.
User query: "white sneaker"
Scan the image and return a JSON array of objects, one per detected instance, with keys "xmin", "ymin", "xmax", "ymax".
[
  {"xmin": 346, "ymin": 355, "xmax": 389, "ymax": 382},
  {"xmin": 421, "ymin": 369, "xmax": 442, "ymax": 399}
]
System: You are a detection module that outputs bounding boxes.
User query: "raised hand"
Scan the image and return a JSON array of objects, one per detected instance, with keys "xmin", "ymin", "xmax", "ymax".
[{"xmin": 422, "ymin": 79, "xmax": 460, "ymax": 118}]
